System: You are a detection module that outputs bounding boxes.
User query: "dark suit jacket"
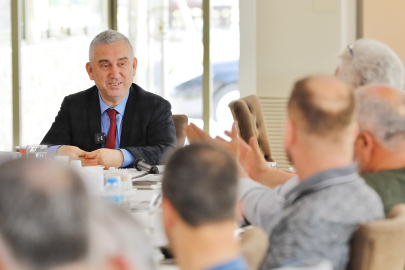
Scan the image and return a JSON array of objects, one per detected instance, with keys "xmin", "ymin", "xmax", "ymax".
[{"xmin": 41, "ymin": 83, "xmax": 177, "ymax": 165}]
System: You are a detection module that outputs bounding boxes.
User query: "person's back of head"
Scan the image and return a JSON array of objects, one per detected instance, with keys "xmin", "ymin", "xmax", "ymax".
[
  {"xmin": 88, "ymin": 200, "xmax": 154, "ymax": 270},
  {"xmin": 336, "ymin": 39, "xmax": 405, "ymax": 90},
  {"xmin": 162, "ymin": 143, "xmax": 238, "ymax": 227},
  {"xmin": 161, "ymin": 144, "xmax": 244, "ymax": 270},
  {"xmin": 285, "ymin": 76, "xmax": 357, "ymax": 168},
  {"xmin": 0, "ymin": 158, "xmax": 90, "ymax": 270},
  {"xmin": 355, "ymin": 84, "xmax": 405, "ymax": 174}
]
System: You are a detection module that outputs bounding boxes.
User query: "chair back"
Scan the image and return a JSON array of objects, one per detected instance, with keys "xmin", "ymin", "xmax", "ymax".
[
  {"xmin": 0, "ymin": 151, "xmax": 22, "ymax": 165},
  {"xmin": 229, "ymin": 95, "xmax": 273, "ymax": 161},
  {"xmin": 349, "ymin": 204, "xmax": 405, "ymax": 270},
  {"xmin": 172, "ymin": 114, "xmax": 188, "ymax": 148},
  {"xmin": 240, "ymin": 226, "xmax": 269, "ymax": 270}
]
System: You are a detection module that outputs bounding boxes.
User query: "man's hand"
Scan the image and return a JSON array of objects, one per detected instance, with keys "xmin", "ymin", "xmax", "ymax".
[
  {"xmin": 219, "ymin": 127, "xmax": 270, "ymax": 181},
  {"xmin": 184, "ymin": 123, "xmax": 214, "ymax": 144},
  {"xmin": 238, "ymin": 137, "xmax": 269, "ymax": 181},
  {"xmin": 185, "ymin": 122, "xmax": 240, "ymax": 159},
  {"xmin": 86, "ymin": 149, "xmax": 124, "ymax": 169},
  {"xmin": 214, "ymin": 122, "xmax": 240, "ymax": 159},
  {"xmin": 57, "ymin": 146, "xmax": 87, "ymax": 159}
]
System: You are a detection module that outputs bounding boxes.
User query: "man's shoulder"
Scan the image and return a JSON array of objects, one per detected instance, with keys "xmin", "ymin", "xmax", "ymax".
[
  {"xmin": 64, "ymin": 85, "xmax": 98, "ymax": 103},
  {"xmin": 363, "ymin": 167, "xmax": 405, "ymax": 183},
  {"xmin": 293, "ymin": 178, "xmax": 383, "ymax": 222},
  {"xmin": 129, "ymin": 83, "xmax": 170, "ymax": 107}
]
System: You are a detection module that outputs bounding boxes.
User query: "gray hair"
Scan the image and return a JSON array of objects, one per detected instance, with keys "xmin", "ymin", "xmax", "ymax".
[
  {"xmin": 162, "ymin": 144, "xmax": 239, "ymax": 226},
  {"xmin": 338, "ymin": 39, "xmax": 405, "ymax": 90},
  {"xmin": 89, "ymin": 30, "xmax": 134, "ymax": 62},
  {"xmin": 0, "ymin": 159, "xmax": 90, "ymax": 270},
  {"xmin": 357, "ymin": 85, "xmax": 405, "ymax": 148},
  {"xmin": 88, "ymin": 200, "xmax": 155, "ymax": 270}
]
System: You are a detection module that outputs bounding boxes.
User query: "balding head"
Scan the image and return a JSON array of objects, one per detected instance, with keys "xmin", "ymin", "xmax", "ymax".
[
  {"xmin": 0, "ymin": 159, "xmax": 90, "ymax": 269},
  {"xmin": 288, "ymin": 75, "xmax": 357, "ymax": 142},
  {"xmin": 356, "ymin": 84, "xmax": 405, "ymax": 148}
]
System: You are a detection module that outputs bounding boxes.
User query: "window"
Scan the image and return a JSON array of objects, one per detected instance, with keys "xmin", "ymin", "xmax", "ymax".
[
  {"xmin": 7, "ymin": 0, "xmax": 240, "ymax": 147},
  {"xmin": 20, "ymin": 0, "xmax": 109, "ymax": 146},
  {"xmin": 118, "ymin": 0, "xmax": 204, "ymax": 130},
  {"xmin": 0, "ymin": 0, "xmax": 12, "ymax": 150},
  {"xmin": 209, "ymin": 0, "xmax": 239, "ymax": 138}
]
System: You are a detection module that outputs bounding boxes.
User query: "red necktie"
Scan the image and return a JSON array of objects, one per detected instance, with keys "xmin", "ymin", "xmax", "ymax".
[{"xmin": 105, "ymin": 109, "xmax": 117, "ymax": 149}]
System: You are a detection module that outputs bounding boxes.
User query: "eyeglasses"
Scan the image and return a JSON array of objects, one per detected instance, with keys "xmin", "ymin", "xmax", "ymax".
[
  {"xmin": 347, "ymin": 44, "xmax": 354, "ymax": 57},
  {"xmin": 347, "ymin": 43, "xmax": 365, "ymax": 86}
]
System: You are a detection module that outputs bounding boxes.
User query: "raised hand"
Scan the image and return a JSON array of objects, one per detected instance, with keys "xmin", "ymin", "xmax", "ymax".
[{"xmin": 183, "ymin": 123, "xmax": 213, "ymax": 144}]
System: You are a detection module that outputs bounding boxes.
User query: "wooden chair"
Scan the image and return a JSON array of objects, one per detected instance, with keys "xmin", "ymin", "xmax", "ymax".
[
  {"xmin": 349, "ymin": 204, "xmax": 405, "ymax": 270},
  {"xmin": 229, "ymin": 95, "xmax": 274, "ymax": 161},
  {"xmin": 172, "ymin": 114, "xmax": 188, "ymax": 148}
]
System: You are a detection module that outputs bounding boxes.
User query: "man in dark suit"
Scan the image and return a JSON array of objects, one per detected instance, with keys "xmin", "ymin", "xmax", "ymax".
[{"xmin": 42, "ymin": 30, "xmax": 176, "ymax": 168}]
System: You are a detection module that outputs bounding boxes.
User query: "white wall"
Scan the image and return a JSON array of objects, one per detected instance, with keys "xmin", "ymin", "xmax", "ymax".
[{"xmin": 239, "ymin": 0, "xmax": 356, "ymax": 98}]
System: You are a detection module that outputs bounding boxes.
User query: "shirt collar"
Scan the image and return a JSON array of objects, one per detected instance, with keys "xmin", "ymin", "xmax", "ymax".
[
  {"xmin": 285, "ymin": 163, "xmax": 359, "ymax": 205},
  {"xmin": 98, "ymin": 89, "xmax": 130, "ymax": 116}
]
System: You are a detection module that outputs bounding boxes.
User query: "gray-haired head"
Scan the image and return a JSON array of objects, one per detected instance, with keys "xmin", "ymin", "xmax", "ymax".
[
  {"xmin": 162, "ymin": 143, "xmax": 239, "ymax": 227},
  {"xmin": 89, "ymin": 30, "xmax": 134, "ymax": 63},
  {"xmin": 0, "ymin": 158, "xmax": 90, "ymax": 270},
  {"xmin": 88, "ymin": 200, "xmax": 155, "ymax": 270},
  {"xmin": 356, "ymin": 84, "xmax": 405, "ymax": 148},
  {"xmin": 337, "ymin": 39, "xmax": 405, "ymax": 90}
]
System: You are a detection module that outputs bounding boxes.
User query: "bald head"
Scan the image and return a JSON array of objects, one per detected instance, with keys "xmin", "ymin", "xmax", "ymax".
[
  {"xmin": 0, "ymin": 159, "xmax": 90, "ymax": 269},
  {"xmin": 288, "ymin": 75, "xmax": 356, "ymax": 140},
  {"xmin": 356, "ymin": 84, "xmax": 405, "ymax": 148}
]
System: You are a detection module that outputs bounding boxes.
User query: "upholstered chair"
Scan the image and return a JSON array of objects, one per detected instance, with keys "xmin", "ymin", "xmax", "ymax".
[
  {"xmin": 349, "ymin": 204, "xmax": 405, "ymax": 270},
  {"xmin": 172, "ymin": 114, "xmax": 188, "ymax": 148},
  {"xmin": 229, "ymin": 95, "xmax": 274, "ymax": 161}
]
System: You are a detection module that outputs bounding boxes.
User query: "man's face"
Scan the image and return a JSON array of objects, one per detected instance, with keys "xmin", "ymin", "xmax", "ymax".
[{"xmin": 86, "ymin": 42, "xmax": 137, "ymax": 105}]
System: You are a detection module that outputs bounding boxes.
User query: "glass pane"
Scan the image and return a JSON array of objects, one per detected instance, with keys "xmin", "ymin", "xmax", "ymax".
[
  {"xmin": 209, "ymin": 0, "xmax": 240, "ymax": 138},
  {"xmin": 20, "ymin": 0, "xmax": 109, "ymax": 146},
  {"xmin": 118, "ymin": 0, "xmax": 204, "ymax": 131},
  {"xmin": 0, "ymin": 0, "xmax": 13, "ymax": 150}
]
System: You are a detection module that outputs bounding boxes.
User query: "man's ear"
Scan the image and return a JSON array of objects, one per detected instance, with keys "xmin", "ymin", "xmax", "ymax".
[
  {"xmin": 86, "ymin": 62, "xmax": 94, "ymax": 80},
  {"xmin": 355, "ymin": 131, "xmax": 374, "ymax": 173},
  {"xmin": 132, "ymin": 57, "xmax": 138, "ymax": 76},
  {"xmin": 235, "ymin": 200, "xmax": 244, "ymax": 224},
  {"xmin": 284, "ymin": 118, "xmax": 295, "ymax": 151},
  {"xmin": 334, "ymin": 66, "xmax": 340, "ymax": 76},
  {"xmin": 103, "ymin": 255, "xmax": 132, "ymax": 270},
  {"xmin": 162, "ymin": 198, "xmax": 176, "ymax": 232},
  {"xmin": 0, "ymin": 256, "xmax": 5, "ymax": 270}
]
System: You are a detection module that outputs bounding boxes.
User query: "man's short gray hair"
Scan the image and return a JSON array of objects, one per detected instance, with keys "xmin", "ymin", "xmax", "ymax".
[
  {"xmin": 89, "ymin": 30, "xmax": 134, "ymax": 62},
  {"xmin": 357, "ymin": 85, "xmax": 405, "ymax": 148},
  {"xmin": 0, "ymin": 159, "xmax": 90, "ymax": 270},
  {"xmin": 338, "ymin": 39, "xmax": 405, "ymax": 90},
  {"xmin": 88, "ymin": 200, "xmax": 154, "ymax": 270}
]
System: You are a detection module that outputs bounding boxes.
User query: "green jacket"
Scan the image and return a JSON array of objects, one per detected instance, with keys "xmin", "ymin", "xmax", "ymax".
[{"xmin": 363, "ymin": 167, "xmax": 405, "ymax": 215}]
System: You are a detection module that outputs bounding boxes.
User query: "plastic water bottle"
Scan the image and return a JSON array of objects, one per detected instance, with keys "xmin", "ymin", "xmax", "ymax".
[{"xmin": 102, "ymin": 178, "xmax": 124, "ymax": 205}]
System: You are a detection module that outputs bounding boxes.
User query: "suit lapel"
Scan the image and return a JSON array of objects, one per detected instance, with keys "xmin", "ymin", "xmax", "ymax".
[
  {"xmin": 88, "ymin": 88, "xmax": 102, "ymax": 151},
  {"xmin": 121, "ymin": 84, "xmax": 137, "ymax": 148}
]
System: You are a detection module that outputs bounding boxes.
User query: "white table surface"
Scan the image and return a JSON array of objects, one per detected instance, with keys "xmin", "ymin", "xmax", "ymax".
[{"xmin": 129, "ymin": 189, "xmax": 179, "ymax": 270}]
